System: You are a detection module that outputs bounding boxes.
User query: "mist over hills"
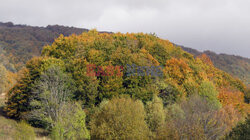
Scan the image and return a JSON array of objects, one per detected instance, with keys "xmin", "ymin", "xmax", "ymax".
[{"xmin": 0, "ymin": 21, "xmax": 249, "ymax": 85}]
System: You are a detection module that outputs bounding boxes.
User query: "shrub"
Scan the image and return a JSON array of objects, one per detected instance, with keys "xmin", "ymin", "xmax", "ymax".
[{"xmin": 90, "ymin": 97, "xmax": 150, "ymax": 139}]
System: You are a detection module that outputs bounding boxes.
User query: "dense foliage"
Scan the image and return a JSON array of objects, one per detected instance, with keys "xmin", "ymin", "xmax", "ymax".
[
  {"xmin": 4, "ymin": 30, "xmax": 249, "ymax": 139},
  {"xmin": 226, "ymin": 115, "xmax": 250, "ymax": 140},
  {"xmin": 181, "ymin": 46, "xmax": 250, "ymax": 86}
]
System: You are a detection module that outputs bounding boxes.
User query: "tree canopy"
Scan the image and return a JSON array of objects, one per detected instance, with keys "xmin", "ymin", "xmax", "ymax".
[{"xmin": 5, "ymin": 30, "xmax": 248, "ymax": 120}]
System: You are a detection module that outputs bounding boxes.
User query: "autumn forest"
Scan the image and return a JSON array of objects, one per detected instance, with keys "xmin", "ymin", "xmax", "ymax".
[{"xmin": 0, "ymin": 22, "xmax": 249, "ymax": 140}]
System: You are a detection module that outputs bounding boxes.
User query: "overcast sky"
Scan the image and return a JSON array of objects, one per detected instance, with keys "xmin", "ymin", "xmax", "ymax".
[{"xmin": 0, "ymin": 0, "xmax": 249, "ymax": 58}]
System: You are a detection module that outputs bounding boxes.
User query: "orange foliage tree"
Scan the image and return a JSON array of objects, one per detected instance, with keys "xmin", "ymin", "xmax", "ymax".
[
  {"xmin": 164, "ymin": 58, "xmax": 192, "ymax": 85},
  {"xmin": 218, "ymin": 88, "xmax": 249, "ymax": 115}
]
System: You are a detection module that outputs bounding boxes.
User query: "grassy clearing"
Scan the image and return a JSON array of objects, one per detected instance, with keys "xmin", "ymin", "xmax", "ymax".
[
  {"xmin": 0, "ymin": 94, "xmax": 16, "ymax": 140},
  {"xmin": 0, "ymin": 93, "xmax": 49, "ymax": 140}
]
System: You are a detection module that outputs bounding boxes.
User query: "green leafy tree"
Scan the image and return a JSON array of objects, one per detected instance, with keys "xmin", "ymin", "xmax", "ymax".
[
  {"xmin": 226, "ymin": 114, "xmax": 250, "ymax": 140},
  {"xmin": 5, "ymin": 57, "xmax": 64, "ymax": 118},
  {"xmin": 146, "ymin": 94, "xmax": 165, "ymax": 133},
  {"xmin": 51, "ymin": 102, "xmax": 90, "ymax": 140},
  {"xmin": 90, "ymin": 97, "xmax": 150, "ymax": 140},
  {"xmin": 199, "ymin": 81, "xmax": 221, "ymax": 109},
  {"xmin": 157, "ymin": 80, "xmax": 184, "ymax": 106},
  {"xmin": 28, "ymin": 65, "xmax": 75, "ymax": 128}
]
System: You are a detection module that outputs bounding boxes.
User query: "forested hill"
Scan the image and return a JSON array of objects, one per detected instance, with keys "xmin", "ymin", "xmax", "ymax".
[
  {"xmin": 0, "ymin": 22, "xmax": 88, "ymax": 71},
  {"xmin": 180, "ymin": 46, "xmax": 250, "ymax": 85},
  {"xmin": 0, "ymin": 21, "xmax": 249, "ymax": 85},
  {"xmin": 1, "ymin": 24, "xmax": 249, "ymax": 139}
]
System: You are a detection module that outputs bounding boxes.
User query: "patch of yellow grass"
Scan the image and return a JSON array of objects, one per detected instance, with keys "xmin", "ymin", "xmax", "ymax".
[{"xmin": 0, "ymin": 96, "xmax": 50, "ymax": 140}]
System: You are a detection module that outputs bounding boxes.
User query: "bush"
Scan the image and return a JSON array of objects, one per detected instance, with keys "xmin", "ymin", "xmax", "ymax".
[{"xmin": 90, "ymin": 97, "xmax": 150, "ymax": 139}]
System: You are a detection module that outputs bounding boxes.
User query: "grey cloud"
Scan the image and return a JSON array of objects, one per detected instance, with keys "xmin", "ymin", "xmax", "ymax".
[{"xmin": 0, "ymin": 0, "xmax": 249, "ymax": 57}]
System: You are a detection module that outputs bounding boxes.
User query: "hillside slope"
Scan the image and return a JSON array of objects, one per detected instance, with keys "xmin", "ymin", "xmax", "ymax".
[
  {"xmin": 0, "ymin": 22, "xmax": 88, "ymax": 71},
  {"xmin": 180, "ymin": 46, "xmax": 250, "ymax": 85}
]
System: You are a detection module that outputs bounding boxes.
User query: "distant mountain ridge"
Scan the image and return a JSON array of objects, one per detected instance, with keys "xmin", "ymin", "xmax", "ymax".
[
  {"xmin": 180, "ymin": 46, "xmax": 250, "ymax": 85},
  {"xmin": 0, "ymin": 21, "xmax": 249, "ymax": 85},
  {"xmin": 0, "ymin": 22, "xmax": 88, "ymax": 71}
]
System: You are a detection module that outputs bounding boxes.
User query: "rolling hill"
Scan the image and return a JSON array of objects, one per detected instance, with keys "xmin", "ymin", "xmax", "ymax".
[{"xmin": 0, "ymin": 21, "xmax": 249, "ymax": 86}]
